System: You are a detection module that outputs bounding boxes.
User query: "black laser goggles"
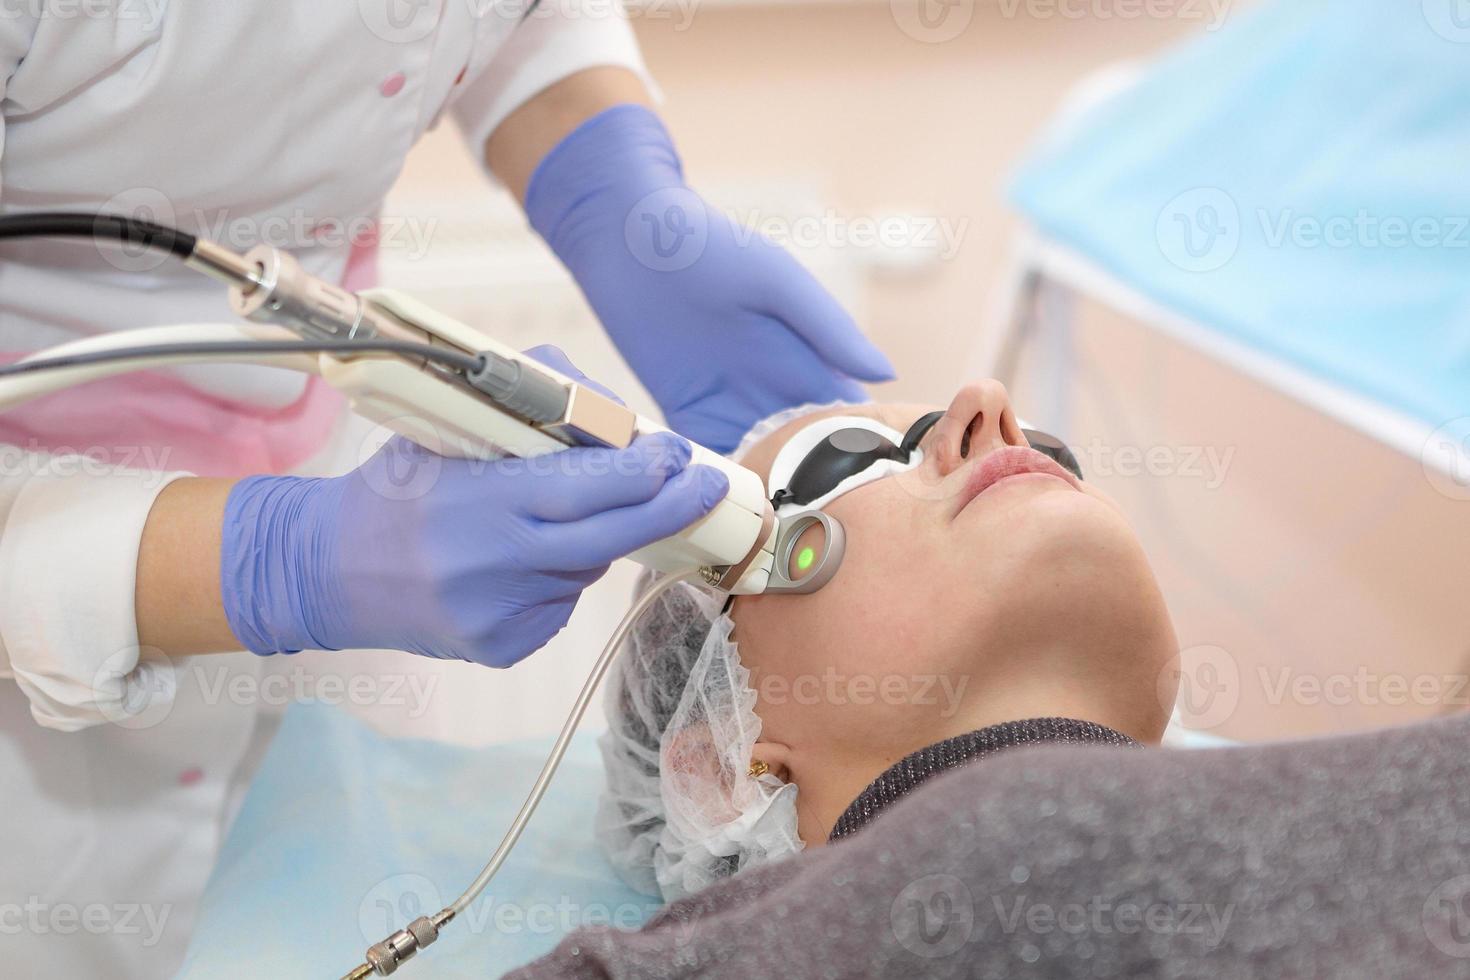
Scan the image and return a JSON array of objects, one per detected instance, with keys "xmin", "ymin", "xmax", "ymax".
[
  {"xmin": 772, "ymin": 411, "xmax": 1083, "ymax": 509},
  {"xmin": 759, "ymin": 412, "xmax": 1084, "ymax": 594}
]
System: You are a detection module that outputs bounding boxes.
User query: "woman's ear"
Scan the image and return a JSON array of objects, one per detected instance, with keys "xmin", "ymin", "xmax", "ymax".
[{"xmin": 750, "ymin": 740, "xmax": 793, "ymax": 783}]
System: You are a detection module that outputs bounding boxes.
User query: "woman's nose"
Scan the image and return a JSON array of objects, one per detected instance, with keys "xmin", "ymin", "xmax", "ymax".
[{"xmin": 930, "ymin": 380, "xmax": 1027, "ymax": 478}]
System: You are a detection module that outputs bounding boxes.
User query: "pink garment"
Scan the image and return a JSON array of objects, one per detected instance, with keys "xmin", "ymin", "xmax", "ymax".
[{"xmin": 0, "ymin": 235, "xmax": 382, "ymax": 477}]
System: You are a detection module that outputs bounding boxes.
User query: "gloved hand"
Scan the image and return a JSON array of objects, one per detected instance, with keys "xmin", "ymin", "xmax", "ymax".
[
  {"xmin": 526, "ymin": 104, "xmax": 896, "ymax": 455},
  {"xmin": 219, "ymin": 348, "xmax": 729, "ymax": 667}
]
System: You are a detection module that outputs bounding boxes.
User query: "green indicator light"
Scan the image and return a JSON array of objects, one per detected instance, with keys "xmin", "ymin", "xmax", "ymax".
[{"xmin": 796, "ymin": 546, "xmax": 816, "ymax": 572}]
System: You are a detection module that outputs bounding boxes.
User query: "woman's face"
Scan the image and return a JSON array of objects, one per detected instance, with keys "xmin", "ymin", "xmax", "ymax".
[{"xmin": 732, "ymin": 382, "xmax": 1178, "ymax": 768}]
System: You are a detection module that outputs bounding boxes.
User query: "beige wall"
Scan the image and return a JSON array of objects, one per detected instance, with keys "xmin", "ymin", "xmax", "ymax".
[
  {"xmin": 633, "ymin": 1, "xmax": 1210, "ymax": 401},
  {"xmin": 404, "ymin": 1, "xmax": 1213, "ymax": 399}
]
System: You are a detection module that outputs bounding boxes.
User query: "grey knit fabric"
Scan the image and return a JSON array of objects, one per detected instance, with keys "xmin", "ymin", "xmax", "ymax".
[
  {"xmin": 506, "ymin": 712, "xmax": 1470, "ymax": 980},
  {"xmin": 830, "ymin": 718, "xmax": 1138, "ymax": 841}
]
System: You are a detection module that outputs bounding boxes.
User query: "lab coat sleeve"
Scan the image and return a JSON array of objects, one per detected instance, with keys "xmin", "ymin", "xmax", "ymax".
[
  {"xmin": 0, "ymin": 16, "xmax": 192, "ymax": 732},
  {"xmin": 450, "ymin": 0, "xmax": 659, "ymax": 165},
  {"xmin": 0, "ymin": 454, "xmax": 190, "ymax": 732}
]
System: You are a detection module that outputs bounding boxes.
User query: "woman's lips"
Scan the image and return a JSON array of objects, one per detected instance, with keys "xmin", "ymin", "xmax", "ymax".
[{"xmin": 954, "ymin": 445, "xmax": 1081, "ymax": 515}]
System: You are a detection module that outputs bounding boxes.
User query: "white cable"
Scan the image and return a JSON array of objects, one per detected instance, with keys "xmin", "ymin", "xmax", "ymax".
[
  {"xmin": 448, "ymin": 568, "xmax": 696, "ymax": 915},
  {"xmin": 342, "ymin": 570, "xmax": 701, "ymax": 979},
  {"xmin": 0, "ymin": 323, "xmax": 318, "ymax": 410}
]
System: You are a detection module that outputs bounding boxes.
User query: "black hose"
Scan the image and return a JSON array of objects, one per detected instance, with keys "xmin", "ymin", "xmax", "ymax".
[{"xmin": 0, "ymin": 212, "xmax": 197, "ymax": 258}]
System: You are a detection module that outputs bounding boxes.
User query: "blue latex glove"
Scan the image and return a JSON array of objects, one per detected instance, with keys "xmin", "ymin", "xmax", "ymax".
[
  {"xmin": 219, "ymin": 347, "xmax": 729, "ymax": 668},
  {"xmin": 526, "ymin": 104, "xmax": 896, "ymax": 455}
]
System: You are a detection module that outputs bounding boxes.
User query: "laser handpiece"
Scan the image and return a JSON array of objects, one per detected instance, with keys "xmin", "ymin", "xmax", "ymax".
[
  {"xmin": 191, "ymin": 241, "xmax": 837, "ymax": 598},
  {"xmin": 0, "ymin": 216, "xmax": 845, "ymax": 598}
]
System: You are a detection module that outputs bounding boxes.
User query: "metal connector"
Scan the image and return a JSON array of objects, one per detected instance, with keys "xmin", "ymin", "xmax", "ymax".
[
  {"xmin": 212, "ymin": 246, "xmax": 471, "ymax": 379},
  {"xmin": 183, "ymin": 239, "xmax": 265, "ymax": 292},
  {"xmin": 229, "ymin": 245, "xmax": 368, "ymax": 341},
  {"xmin": 343, "ymin": 909, "xmax": 454, "ymax": 978}
]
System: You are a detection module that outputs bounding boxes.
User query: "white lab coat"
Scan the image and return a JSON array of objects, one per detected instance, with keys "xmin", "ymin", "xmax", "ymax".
[{"xmin": 0, "ymin": 3, "xmax": 649, "ymax": 974}]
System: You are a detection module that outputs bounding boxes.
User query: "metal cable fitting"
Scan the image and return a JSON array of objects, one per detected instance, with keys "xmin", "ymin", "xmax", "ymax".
[{"xmin": 344, "ymin": 909, "xmax": 454, "ymax": 978}]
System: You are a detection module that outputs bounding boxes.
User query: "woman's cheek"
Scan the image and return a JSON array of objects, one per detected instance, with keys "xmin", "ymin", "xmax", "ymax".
[{"xmin": 736, "ymin": 484, "xmax": 912, "ymax": 683}]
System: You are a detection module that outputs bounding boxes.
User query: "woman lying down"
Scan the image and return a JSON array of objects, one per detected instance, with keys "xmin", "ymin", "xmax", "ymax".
[
  {"xmin": 507, "ymin": 382, "xmax": 1470, "ymax": 979},
  {"xmin": 601, "ymin": 381, "xmax": 1177, "ymax": 896}
]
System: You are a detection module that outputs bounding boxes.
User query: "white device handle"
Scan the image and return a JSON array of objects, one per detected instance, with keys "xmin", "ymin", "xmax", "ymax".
[{"xmin": 344, "ymin": 290, "xmax": 776, "ymax": 591}]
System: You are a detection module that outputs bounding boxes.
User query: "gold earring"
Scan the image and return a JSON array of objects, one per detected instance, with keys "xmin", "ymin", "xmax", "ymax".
[{"xmin": 747, "ymin": 760, "xmax": 770, "ymax": 778}]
